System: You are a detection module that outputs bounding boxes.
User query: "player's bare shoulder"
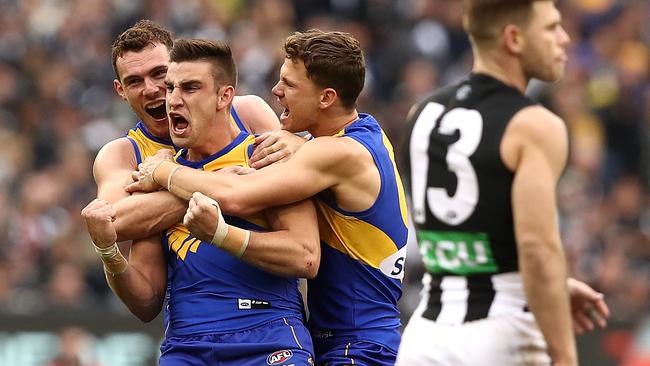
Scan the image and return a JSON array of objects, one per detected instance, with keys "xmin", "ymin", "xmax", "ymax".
[
  {"xmin": 309, "ymin": 135, "xmax": 372, "ymax": 172},
  {"xmin": 511, "ymin": 105, "xmax": 566, "ymax": 139},
  {"xmin": 93, "ymin": 137, "xmax": 138, "ymax": 178},
  {"xmin": 502, "ymin": 105, "xmax": 568, "ymax": 171},
  {"xmin": 233, "ymin": 94, "xmax": 267, "ymax": 109},
  {"xmin": 232, "ymin": 95, "xmax": 279, "ymax": 133}
]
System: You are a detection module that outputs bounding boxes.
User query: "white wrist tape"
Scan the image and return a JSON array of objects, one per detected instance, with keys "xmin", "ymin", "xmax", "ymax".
[
  {"xmin": 93, "ymin": 242, "xmax": 128, "ymax": 275},
  {"xmin": 209, "ymin": 201, "xmax": 229, "ymax": 247},
  {"xmin": 93, "ymin": 242, "xmax": 119, "ymax": 259},
  {"xmin": 235, "ymin": 230, "xmax": 250, "ymax": 259},
  {"xmin": 150, "ymin": 160, "xmax": 168, "ymax": 186},
  {"xmin": 167, "ymin": 165, "xmax": 183, "ymax": 192}
]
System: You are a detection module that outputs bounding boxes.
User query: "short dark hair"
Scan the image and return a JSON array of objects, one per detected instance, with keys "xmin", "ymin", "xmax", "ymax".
[
  {"xmin": 283, "ymin": 29, "xmax": 365, "ymax": 109},
  {"xmin": 463, "ymin": 0, "xmax": 547, "ymax": 47},
  {"xmin": 169, "ymin": 38, "xmax": 237, "ymax": 89},
  {"xmin": 111, "ymin": 19, "xmax": 173, "ymax": 80}
]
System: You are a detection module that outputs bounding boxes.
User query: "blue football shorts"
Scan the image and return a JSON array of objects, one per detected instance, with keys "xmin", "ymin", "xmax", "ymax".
[
  {"xmin": 160, "ymin": 317, "xmax": 314, "ymax": 366},
  {"xmin": 312, "ymin": 328, "xmax": 399, "ymax": 366}
]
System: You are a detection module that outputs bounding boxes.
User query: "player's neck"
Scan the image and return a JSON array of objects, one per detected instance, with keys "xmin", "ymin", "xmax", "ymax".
[
  {"xmin": 186, "ymin": 114, "xmax": 239, "ymax": 161},
  {"xmin": 144, "ymin": 121, "xmax": 172, "ymax": 141},
  {"xmin": 473, "ymin": 54, "xmax": 528, "ymax": 94},
  {"xmin": 309, "ymin": 109, "xmax": 359, "ymax": 137}
]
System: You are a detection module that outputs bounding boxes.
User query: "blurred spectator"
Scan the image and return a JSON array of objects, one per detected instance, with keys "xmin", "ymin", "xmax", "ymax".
[
  {"xmin": 46, "ymin": 262, "xmax": 91, "ymax": 311},
  {"xmin": 45, "ymin": 327, "xmax": 99, "ymax": 366}
]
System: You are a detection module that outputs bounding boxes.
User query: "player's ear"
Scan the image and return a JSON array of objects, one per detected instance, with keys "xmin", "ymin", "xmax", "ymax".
[
  {"xmin": 502, "ymin": 24, "xmax": 525, "ymax": 56},
  {"xmin": 318, "ymin": 88, "xmax": 337, "ymax": 110},
  {"xmin": 217, "ymin": 85, "xmax": 235, "ymax": 110},
  {"xmin": 114, "ymin": 79, "xmax": 127, "ymax": 101}
]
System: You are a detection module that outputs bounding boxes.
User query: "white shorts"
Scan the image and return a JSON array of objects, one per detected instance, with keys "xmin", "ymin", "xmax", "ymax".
[{"xmin": 396, "ymin": 310, "xmax": 551, "ymax": 366}]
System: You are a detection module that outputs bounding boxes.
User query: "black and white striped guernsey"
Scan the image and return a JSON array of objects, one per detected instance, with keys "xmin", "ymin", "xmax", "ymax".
[{"xmin": 402, "ymin": 73, "xmax": 536, "ymax": 324}]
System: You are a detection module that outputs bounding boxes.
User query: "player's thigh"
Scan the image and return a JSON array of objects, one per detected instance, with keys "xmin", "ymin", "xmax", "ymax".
[
  {"xmin": 316, "ymin": 340, "xmax": 396, "ymax": 366},
  {"xmin": 396, "ymin": 312, "xmax": 550, "ymax": 366},
  {"xmin": 396, "ymin": 313, "xmax": 453, "ymax": 366},
  {"xmin": 159, "ymin": 336, "xmax": 213, "ymax": 366}
]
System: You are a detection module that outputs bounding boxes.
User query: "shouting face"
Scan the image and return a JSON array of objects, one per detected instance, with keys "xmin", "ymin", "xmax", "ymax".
[
  {"xmin": 271, "ymin": 58, "xmax": 323, "ymax": 134},
  {"xmin": 165, "ymin": 60, "xmax": 232, "ymax": 159},
  {"xmin": 114, "ymin": 42, "xmax": 170, "ymax": 138}
]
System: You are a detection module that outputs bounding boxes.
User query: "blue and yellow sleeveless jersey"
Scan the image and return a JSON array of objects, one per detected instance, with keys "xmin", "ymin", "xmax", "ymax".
[
  {"xmin": 124, "ymin": 106, "xmax": 247, "ymax": 163},
  {"xmin": 308, "ymin": 114, "xmax": 409, "ymax": 343},
  {"xmin": 124, "ymin": 121, "xmax": 178, "ymax": 164},
  {"xmin": 229, "ymin": 104, "xmax": 249, "ymax": 133},
  {"xmin": 162, "ymin": 131, "xmax": 305, "ymax": 337}
]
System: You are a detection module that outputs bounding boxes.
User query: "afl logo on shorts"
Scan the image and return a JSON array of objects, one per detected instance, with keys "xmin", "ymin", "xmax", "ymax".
[{"xmin": 267, "ymin": 349, "xmax": 293, "ymax": 365}]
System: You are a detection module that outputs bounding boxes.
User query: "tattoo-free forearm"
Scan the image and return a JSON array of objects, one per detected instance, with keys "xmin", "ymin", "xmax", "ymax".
[
  {"xmin": 105, "ymin": 237, "xmax": 167, "ymax": 323},
  {"xmin": 519, "ymin": 241, "xmax": 577, "ymax": 364},
  {"xmin": 113, "ymin": 190, "xmax": 187, "ymax": 241},
  {"xmin": 154, "ymin": 161, "xmax": 265, "ymax": 216},
  {"xmin": 242, "ymin": 230, "xmax": 319, "ymax": 278},
  {"xmin": 105, "ymin": 265, "xmax": 164, "ymax": 323}
]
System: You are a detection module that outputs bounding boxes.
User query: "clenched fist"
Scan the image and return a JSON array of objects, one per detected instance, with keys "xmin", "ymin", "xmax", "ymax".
[
  {"xmin": 81, "ymin": 199, "xmax": 117, "ymax": 248},
  {"xmin": 183, "ymin": 192, "xmax": 223, "ymax": 243}
]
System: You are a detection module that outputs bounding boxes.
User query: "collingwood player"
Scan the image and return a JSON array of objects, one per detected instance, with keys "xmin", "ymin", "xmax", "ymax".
[{"xmin": 397, "ymin": 1, "xmax": 607, "ymax": 365}]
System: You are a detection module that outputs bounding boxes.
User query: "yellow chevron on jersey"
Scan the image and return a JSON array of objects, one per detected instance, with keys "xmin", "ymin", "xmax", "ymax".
[
  {"xmin": 318, "ymin": 125, "xmax": 408, "ymax": 269},
  {"xmin": 166, "ymin": 132, "xmax": 269, "ymax": 260},
  {"xmin": 167, "ymin": 224, "xmax": 201, "ymax": 260},
  {"xmin": 314, "ymin": 125, "xmax": 409, "ymax": 272}
]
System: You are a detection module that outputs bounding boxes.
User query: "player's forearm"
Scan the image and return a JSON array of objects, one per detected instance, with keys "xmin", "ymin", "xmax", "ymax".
[
  {"xmin": 105, "ymin": 267, "xmax": 164, "ymax": 323},
  {"xmin": 155, "ymin": 161, "xmax": 267, "ymax": 216},
  {"xmin": 519, "ymin": 241, "xmax": 577, "ymax": 365},
  {"xmin": 113, "ymin": 191, "xmax": 186, "ymax": 241},
  {"xmin": 242, "ymin": 231, "xmax": 320, "ymax": 278}
]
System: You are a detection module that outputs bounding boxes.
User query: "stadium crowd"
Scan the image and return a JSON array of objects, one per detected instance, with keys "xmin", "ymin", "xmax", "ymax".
[{"xmin": 0, "ymin": 0, "xmax": 647, "ymax": 363}]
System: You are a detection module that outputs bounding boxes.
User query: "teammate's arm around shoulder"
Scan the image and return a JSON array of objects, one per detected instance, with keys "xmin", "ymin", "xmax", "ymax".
[
  {"xmin": 93, "ymin": 139, "xmax": 185, "ymax": 241},
  {"xmin": 149, "ymin": 136, "xmax": 350, "ymax": 216},
  {"xmin": 503, "ymin": 105, "xmax": 577, "ymax": 366},
  {"xmin": 233, "ymin": 95, "xmax": 280, "ymax": 134},
  {"xmin": 93, "ymin": 138, "xmax": 139, "ymax": 203}
]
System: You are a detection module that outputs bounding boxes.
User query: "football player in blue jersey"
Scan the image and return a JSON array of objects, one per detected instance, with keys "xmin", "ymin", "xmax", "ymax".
[
  {"xmin": 128, "ymin": 29, "xmax": 408, "ymax": 366},
  {"xmin": 82, "ymin": 22, "xmax": 318, "ymax": 366}
]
